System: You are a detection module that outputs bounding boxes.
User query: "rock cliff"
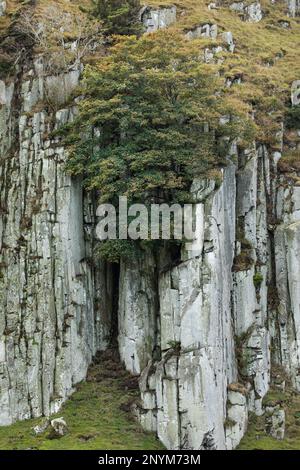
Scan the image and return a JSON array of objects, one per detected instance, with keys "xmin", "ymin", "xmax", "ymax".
[{"xmin": 0, "ymin": 0, "xmax": 300, "ymax": 450}]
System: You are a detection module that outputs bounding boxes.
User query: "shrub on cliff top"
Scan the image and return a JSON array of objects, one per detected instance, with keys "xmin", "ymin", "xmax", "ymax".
[
  {"xmin": 285, "ymin": 106, "xmax": 300, "ymax": 130},
  {"xmin": 65, "ymin": 31, "xmax": 255, "ymax": 204},
  {"xmin": 63, "ymin": 31, "xmax": 256, "ymax": 261},
  {"xmin": 92, "ymin": 0, "xmax": 142, "ymax": 36}
]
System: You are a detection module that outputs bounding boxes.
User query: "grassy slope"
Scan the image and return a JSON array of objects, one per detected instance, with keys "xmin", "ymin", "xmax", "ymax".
[
  {"xmin": 148, "ymin": 0, "xmax": 300, "ymax": 92},
  {"xmin": 147, "ymin": 0, "xmax": 300, "ymax": 149},
  {"xmin": 0, "ymin": 0, "xmax": 93, "ymax": 37},
  {"xmin": 239, "ymin": 389, "xmax": 300, "ymax": 450},
  {"xmin": 0, "ymin": 353, "xmax": 163, "ymax": 450}
]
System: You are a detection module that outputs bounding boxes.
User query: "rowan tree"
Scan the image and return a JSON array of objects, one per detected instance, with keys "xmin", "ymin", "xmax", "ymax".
[{"xmin": 63, "ymin": 31, "xmax": 256, "ymax": 261}]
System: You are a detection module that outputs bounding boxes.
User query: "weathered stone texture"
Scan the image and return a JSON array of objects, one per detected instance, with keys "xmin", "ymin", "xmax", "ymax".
[
  {"xmin": 1, "ymin": 3, "xmax": 300, "ymax": 452},
  {"xmin": 0, "ymin": 61, "xmax": 104, "ymax": 425},
  {"xmin": 140, "ymin": 6, "xmax": 177, "ymax": 33}
]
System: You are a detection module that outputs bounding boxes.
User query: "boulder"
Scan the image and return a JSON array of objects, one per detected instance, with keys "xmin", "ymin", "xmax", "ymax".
[
  {"xmin": 291, "ymin": 80, "xmax": 300, "ymax": 106},
  {"xmin": 286, "ymin": 0, "xmax": 300, "ymax": 17},
  {"xmin": 140, "ymin": 6, "xmax": 176, "ymax": 33},
  {"xmin": 185, "ymin": 23, "xmax": 218, "ymax": 40},
  {"xmin": 221, "ymin": 31, "xmax": 235, "ymax": 52},
  {"xmin": 230, "ymin": 2, "xmax": 263, "ymax": 22},
  {"xmin": 50, "ymin": 417, "xmax": 68, "ymax": 437},
  {"xmin": 245, "ymin": 2, "xmax": 263, "ymax": 22},
  {"xmin": 32, "ymin": 418, "xmax": 50, "ymax": 435},
  {"xmin": 0, "ymin": 1, "xmax": 6, "ymax": 17},
  {"xmin": 265, "ymin": 406, "xmax": 285, "ymax": 440}
]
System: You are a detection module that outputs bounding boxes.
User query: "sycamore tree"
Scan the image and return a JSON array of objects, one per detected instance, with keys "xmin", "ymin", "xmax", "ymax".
[{"xmin": 64, "ymin": 31, "xmax": 255, "ymax": 261}]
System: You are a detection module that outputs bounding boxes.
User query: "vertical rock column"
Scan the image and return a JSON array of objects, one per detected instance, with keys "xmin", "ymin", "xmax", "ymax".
[
  {"xmin": 275, "ymin": 177, "xmax": 300, "ymax": 389},
  {"xmin": 118, "ymin": 252, "xmax": 158, "ymax": 375},
  {"xmin": 273, "ymin": 85, "xmax": 300, "ymax": 390},
  {"xmin": 232, "ymin": 144, "xmax": 271, "ymax": 416},
  {"xmin": 0, "ymin": 60, "xmax": 102, "ymax": 425},
  {"xmin": 134, "ymin": 165, "xmax": 241, "ymax": 449}
]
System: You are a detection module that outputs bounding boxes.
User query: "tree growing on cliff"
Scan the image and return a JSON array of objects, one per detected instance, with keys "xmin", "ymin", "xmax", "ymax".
[
  {"xmin": 92, "ymin": 0, "xmax": 142, "ymax": 36},
  {"xmin": 64, "ymin": 31, "xmax": 256, "ymax": 261}
]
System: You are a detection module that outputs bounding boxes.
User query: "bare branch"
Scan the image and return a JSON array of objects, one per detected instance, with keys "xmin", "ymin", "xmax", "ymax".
[{"xmin": 16, "ymin": 6, "xmax": 103, "ymax": 74}]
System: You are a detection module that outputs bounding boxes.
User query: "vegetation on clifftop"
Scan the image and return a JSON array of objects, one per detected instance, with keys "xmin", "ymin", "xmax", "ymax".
[
  {"xmin": 63, "ymin": 29, "xmax": 255, "ymax": 261},
  {"xmin": 92, "ymin": 0, "xmax": 142, "ymax": 35},
  {"xmin": 65, "ymin": 31, "xmax": 255, "ymax": 200},
  {"xmin": 144, "ymin": 0, "xmax": 300, "ymax": 167}
]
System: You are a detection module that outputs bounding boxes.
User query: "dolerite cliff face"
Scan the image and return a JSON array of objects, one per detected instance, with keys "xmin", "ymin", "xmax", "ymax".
[
  {"xmin": 0, "ymin": 60, "xmax": 114, "ymax": 424},
  {"xmin": 0, "ymin": 1, "xmax": 300, "ymax": 451}
]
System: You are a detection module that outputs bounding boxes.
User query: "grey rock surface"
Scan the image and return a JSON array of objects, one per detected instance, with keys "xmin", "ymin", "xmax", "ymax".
[
  {"xmin": 0, "ymin": 1, "xmax": 6, "ymax": 17},
  {"xmin": 50, "ymin": 417, "xmax": 68, "ymax": 437},
  {"xmin": 140, "ymin": 6, "xmax": 177, "ymax": 33}
]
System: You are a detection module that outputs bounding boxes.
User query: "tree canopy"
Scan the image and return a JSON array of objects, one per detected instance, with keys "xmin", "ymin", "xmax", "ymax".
[
  {"xmin": 65, "ymin": 31, "xmax": 255, "ymax": 203},
  {"xmin": 63, "ymin": 31, "xmax": 256, "ymax": 261},
  {"xmin": 92, "ymin": 0, "xmax": 142, "ymax": 36}
]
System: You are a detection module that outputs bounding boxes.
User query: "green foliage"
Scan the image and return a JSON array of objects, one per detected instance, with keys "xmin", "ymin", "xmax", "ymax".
[
  {"xmin": 64, "ymin": 31, "xmax": 255, "ymax": 261},
  {"xmin": 285, "ymin": 106, "xmax": 300, "ymax": 130},
  {"xmin": 95, "ymin": 239, "xmax": 137, "ymax": 263},
  {"xmin": 167, "ymin": 341, "xmax": 181, "ymax": 354},
  {"xmin": 278, "ymin": 149, "xmax": 300, "ymax": 174},
  {"xmin": 253, "ymin": 272, "xmax": 264, "ymax": 289},
  {"xmin": 66, "ymin": 31, "xmax": 255, "ymax": 202},
  {"xmin": 92, "ymin": 0, "xmax": 142, "ymax": 36},
  {"xmin": 262, "ymin": 390, "xmax": 288, "ymax": 407}
]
